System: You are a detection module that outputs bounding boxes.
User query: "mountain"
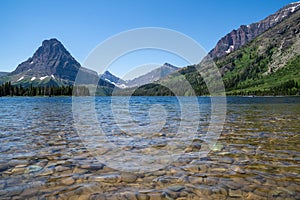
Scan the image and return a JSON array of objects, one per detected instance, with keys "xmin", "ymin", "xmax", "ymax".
[
  {"xmin": 6, "ymin": 38, "xmax": 98, "ymax": 86},
  {"xmin": 0, "ymin": 39, "xmax": 115, "ymax": 92},
  {"xmin": 126, "ymin": 63, "xmax": 179, "ymax": 87},
  {"xmin": 100, "ymin": 63, "xmax": 179, "ymax": 89},
  {"xmin": 9, "ymin": 39, "xmax": 83, "ymax": 79},
  {"xmin": 0, "ymin": 72, "xmax": 9, "ymax": 77},
  {"xmin": 215, "ymin": 5, "xmax": 300, "ymax": 95},
  {"xmin": 208, "ymin": 2, "xmax": 300, "ymax": 59},
  {"xmin": 133, "ymin": 2, "xmax": 300, "ymax": 96},
  {"xmin": 99, "ymin": 71, "xmax": 127, "ymax": 88}
]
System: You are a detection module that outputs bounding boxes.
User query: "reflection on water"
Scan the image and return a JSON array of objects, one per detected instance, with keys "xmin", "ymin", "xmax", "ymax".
[{"xmin": 0, "ymin": 96, "xmax": 299, "ymax": 199}]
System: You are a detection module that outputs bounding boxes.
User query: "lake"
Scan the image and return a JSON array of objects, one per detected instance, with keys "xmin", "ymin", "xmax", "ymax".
[{"xmin": 0, "ymin": 96, "xmax": 299, "ymax": 199}]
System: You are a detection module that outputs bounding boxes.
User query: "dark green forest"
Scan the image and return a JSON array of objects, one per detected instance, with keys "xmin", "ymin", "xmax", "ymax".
[{"xmin": 0, "ymin": 82, "xmax": 90, "ymax": 97}]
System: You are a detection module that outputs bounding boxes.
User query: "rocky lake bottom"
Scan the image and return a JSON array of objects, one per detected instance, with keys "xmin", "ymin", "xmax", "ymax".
[{"xmin": 0, "ymin": 96, "xmax": 299, "ymax": 200}]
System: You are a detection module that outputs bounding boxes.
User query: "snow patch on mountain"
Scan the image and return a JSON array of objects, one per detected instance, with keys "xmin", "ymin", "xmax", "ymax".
[
  {"xmin": 40, "ymin": 76, "xmax": 48, "ymax": 80},
  {"xmin": 17, "ymin": 76, "xmax": 24, "ymax": 81},
  {"xmin": 225, "ymin": 45, "xmax": 234, "ymax": 54}
]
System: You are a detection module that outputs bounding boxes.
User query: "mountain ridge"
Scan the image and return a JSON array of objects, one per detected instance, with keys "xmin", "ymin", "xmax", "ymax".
[
  {"xmin": 100, "ymin": 63, "xmax": 179, "ymax": 88},
  {"xmin": 125, "ymin": 63, "xmax": 179, "ymax": 88},
  {"xmin": 208, "ymin": 2, "xmax": 300, "ymax": 59},
  {"xmin": 99, "ymin": 71, "xmax": 127, "ymax": 88}
]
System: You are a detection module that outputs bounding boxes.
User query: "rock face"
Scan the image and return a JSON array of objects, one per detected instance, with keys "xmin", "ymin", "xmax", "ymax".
[
  {"xmin": 208, "ymin": 2, "xmax": 300, "ymax": 59},
  {"xmin": 126, "ymin": 63, "xmax": 179, "ymax": 87}
]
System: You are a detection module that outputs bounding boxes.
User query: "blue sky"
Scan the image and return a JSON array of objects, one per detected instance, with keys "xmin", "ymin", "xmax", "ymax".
[{"xmin": 0, "ymin": 0, "xmax": 297, "ymax": 77}]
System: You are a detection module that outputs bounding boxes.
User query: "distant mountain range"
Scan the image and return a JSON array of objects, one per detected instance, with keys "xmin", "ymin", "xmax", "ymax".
[
  {"xmin": 125, "ymin": 63, "xmax": 179, "ymax": 88},
  {"xmin": 101, "ymin": 63, "xmax": 178, "ymax": 88},
  {"xmin": 0, "ymin": 38, "xmax": 179, "ymax": 90},
  {"xmin": 99, "ymin": 63, "xmax": 179, "ymax": 88},
  {"xmin": 1, "ymin": 2, "xmax": 299, "ymax": 96}
]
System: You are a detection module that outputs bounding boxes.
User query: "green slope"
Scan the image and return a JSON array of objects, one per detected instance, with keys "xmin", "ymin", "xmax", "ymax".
[{"xmin": 213, "ymin": 10, "xmax": 300, "ymax": 95}]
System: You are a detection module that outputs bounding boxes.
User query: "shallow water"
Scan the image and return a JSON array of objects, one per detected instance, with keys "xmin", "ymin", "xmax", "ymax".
[{"xmin": 0, "ymin": 96, "xmax": 299, "ymax": 199}]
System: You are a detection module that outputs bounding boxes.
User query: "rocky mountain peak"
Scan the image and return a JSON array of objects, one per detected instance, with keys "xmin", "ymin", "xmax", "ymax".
[
  {"xmin": 9, "ymin": 38, "xmax": 81, "ymax": 82},
  {"xmin": 33, "ymin": 38, "xmax": 71, "ymax": 60},
  {"xmin": 100, "ymin": 71, "xmax": 126, "ymax": 86}
]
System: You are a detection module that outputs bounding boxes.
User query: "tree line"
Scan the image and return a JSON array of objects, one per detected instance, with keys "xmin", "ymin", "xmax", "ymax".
[
  {"xmin": 1, "ymin": 79, "xmax": 299, "ymax": 97},
  {"xmin": 227, "ymin": 80, "xmax": 300, "ymax": 96},
  {"xmin": 0, "ymin": 82, "xmax": 90, "ymax": 97}
]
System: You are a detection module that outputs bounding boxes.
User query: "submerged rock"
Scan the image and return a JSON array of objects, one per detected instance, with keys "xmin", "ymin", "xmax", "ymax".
[
  {"xmin": 61, "ymin": 177, "xmax": 75, "ymax": 186},
  {"xmin": 26, "ymin": 165, "xmax": 43, "ymax": 173},
  {"xmin": 167, "ymin": 185, "xmax": 185, "ymax": 192},
  {"xmin": 211, "ymin": 143, "xmax": 224, "ymax": 152},
  {"xmin": 93, "ymin": 174, "xmax": 121, "ymax": 183}
]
